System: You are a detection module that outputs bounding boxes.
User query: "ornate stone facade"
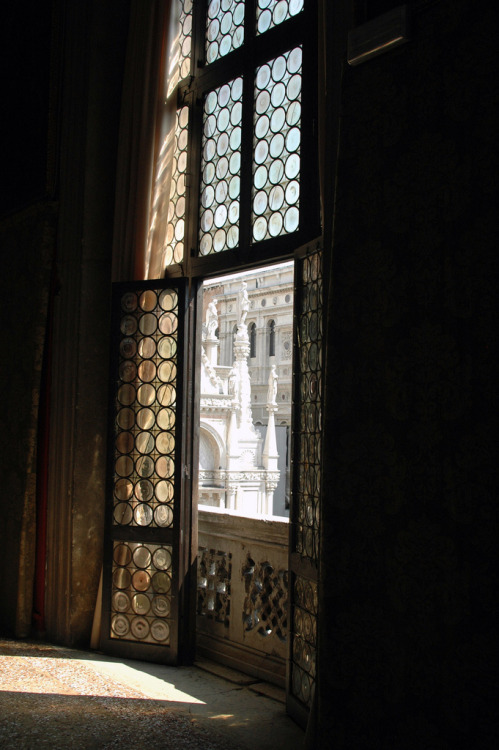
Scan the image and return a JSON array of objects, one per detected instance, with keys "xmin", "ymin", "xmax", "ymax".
[
  {"xmin": 203, "ymin": 263, "xmax": 293, "ymax": 425},
  {"xmin": 200, "ymin": 265, "xmax": 293, "ymax": 517},
  {"xmin": 199, "ymin": 278, "xmax": 289, "ymax": 517}
]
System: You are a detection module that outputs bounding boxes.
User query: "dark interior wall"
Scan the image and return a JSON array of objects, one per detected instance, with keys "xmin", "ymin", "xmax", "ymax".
[
  {"xmin": 0, "ymin": 204, "xmax": 56, "ymax": 636},
  {"xmin": 68, "ymin": 0, "xmax": 130, "ymax": 644},
  {"xmin": 43, "ymin": 0, "xmax": 129, "ymax": 645},
  {"xmin": 321, "ymin": 1, "xmax": 497, "ymax": 746},
  {"xmin": 0, "ymin": 0, "xmax": 55, "ymax": 635},
  {"xmin": 0, "ymin": 2, "xmax": 52, "ymax": 214},
  {"xmin": 0, "ymin": 0, "xmax": 129, "ymax": 641}
]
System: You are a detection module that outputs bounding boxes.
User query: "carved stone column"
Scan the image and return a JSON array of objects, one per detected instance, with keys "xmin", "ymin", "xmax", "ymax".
[
  {"xmin": 226, "ymin": 483, "xmax": 238, "ymax": 510},
  {"xmin": 233, "ymin": 323, "xmax": 253, "ymax": 431}
]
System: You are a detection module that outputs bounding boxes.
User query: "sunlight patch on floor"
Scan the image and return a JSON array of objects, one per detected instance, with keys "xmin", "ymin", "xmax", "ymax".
[
  {"xmin": 0, "ymin": 654, "xmax": 204, "ymax": 704},
  {"xmin": 81, "ymin": 658, "xmax": 206, "ymax": 704}
]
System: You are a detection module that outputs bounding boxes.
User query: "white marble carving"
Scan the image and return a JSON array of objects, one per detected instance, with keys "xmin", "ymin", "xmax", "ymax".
[{"xmin": 200, "ymin": 281, "xmax": 280, "ymax": 517}]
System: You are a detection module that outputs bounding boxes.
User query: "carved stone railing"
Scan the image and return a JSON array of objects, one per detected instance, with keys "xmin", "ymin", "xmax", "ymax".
[{"xmin": 197, "ymin": 509, "xmax": 289, "ymax": 687}]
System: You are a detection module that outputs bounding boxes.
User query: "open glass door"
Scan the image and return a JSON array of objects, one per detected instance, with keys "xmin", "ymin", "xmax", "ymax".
[
  {"xmin": 100, "ymin": 278, "xmax": 195, "ymax": 664},
  {"xmin": 99, "ymin": 0, "xmax": 321, "ymax": 710}
]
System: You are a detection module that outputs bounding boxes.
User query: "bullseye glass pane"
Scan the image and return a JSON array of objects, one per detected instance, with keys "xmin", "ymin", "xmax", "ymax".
[
  {"xmin": 252, "ymin": 47, "xmax": 302, "ymax": 242},
  {"xmin": 256, "ymin": 0, "xmax": 304, "ymax": 35},
  {"xmin": 291, "ymin": 576, "xmax": 318, "ymax": 707},
  {"xmin": 164, "ymin": 106, "xmax": 189, "ymax": 267},
  {"xmin": 110, "ymin": 541, "xmax": 173, "ymax": 645},
  {"xmin": 206, "ymin": 0, "xmax": 245, "ymax": 64},
  {"xmin": 199, "ymin": 78, "xmax": 242, "ymax": 255},
  {"xmin": 112, "ymin": 288, "xmax": 178, "ymax": 529}
]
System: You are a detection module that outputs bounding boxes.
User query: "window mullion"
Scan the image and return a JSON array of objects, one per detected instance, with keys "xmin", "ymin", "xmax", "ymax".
[
  {"xmin": 239, "ymin": 51, "xmax": 255, "ymax": 263},
  {"xmin": 240, "ymin": 0, "xmax": 257, "ymax": 261}
]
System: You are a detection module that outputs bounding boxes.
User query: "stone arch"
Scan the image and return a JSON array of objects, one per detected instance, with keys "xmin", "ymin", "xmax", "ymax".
[{"xmin": 199, "ymin": 423, "xmax": 226, "ymax": 473}]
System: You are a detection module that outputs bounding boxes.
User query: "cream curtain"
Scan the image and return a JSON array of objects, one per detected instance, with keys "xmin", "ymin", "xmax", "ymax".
[{"xmin": 111, "ymin": 0, "xmax": 180, "ymax": 282}]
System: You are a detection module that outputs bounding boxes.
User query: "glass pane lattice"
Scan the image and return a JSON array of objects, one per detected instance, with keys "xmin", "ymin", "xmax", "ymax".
[
  {"xmin": 206, "ymin": 0, "xmax": 245, "ymax": 64},
  {"xmin": 291, "ymin": 575, "xmax": 317, "ymax": 705},
  {"xmin": 103, "ymin": 279, "xmax": 187, "ymax": 660},
  {"xmin": 111, "ymin": 541, "xmax": 173, "ymax": 644},
  {"xmin": 113, "ymin": 288, "xmax": 178, "ymax": 529},
  {"xmin": 296, "ymin": 251, "xmax": 322, "ymax": 559},
  {"xmin": 290, "ymin": 248, "xmax": 323, "ymax": 709},
  {"xmin": 199, "ymin": 77, "xmax": 243, "ymax": 255},
  {"xmin": 164, "ymin": 106, "xmax": 189, "ymax": 267},
  {"xmin": 252, "ymin": 47, "xmax": 302, "ymax": 243},
  {"xmin": 256, "ymin": 0, "xmax": 304, "ymax": 35}
]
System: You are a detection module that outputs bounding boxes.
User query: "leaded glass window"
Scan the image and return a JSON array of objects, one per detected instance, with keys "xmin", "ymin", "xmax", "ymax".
[{"xmin": 162, "ymin": 0, "xmax": 319, "ymax": 275}]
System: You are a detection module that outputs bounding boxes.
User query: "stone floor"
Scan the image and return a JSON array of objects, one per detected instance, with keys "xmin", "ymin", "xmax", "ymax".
[{"xmin": 0, "ymin": 639, "xmax": 305, "ymax": 749}]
